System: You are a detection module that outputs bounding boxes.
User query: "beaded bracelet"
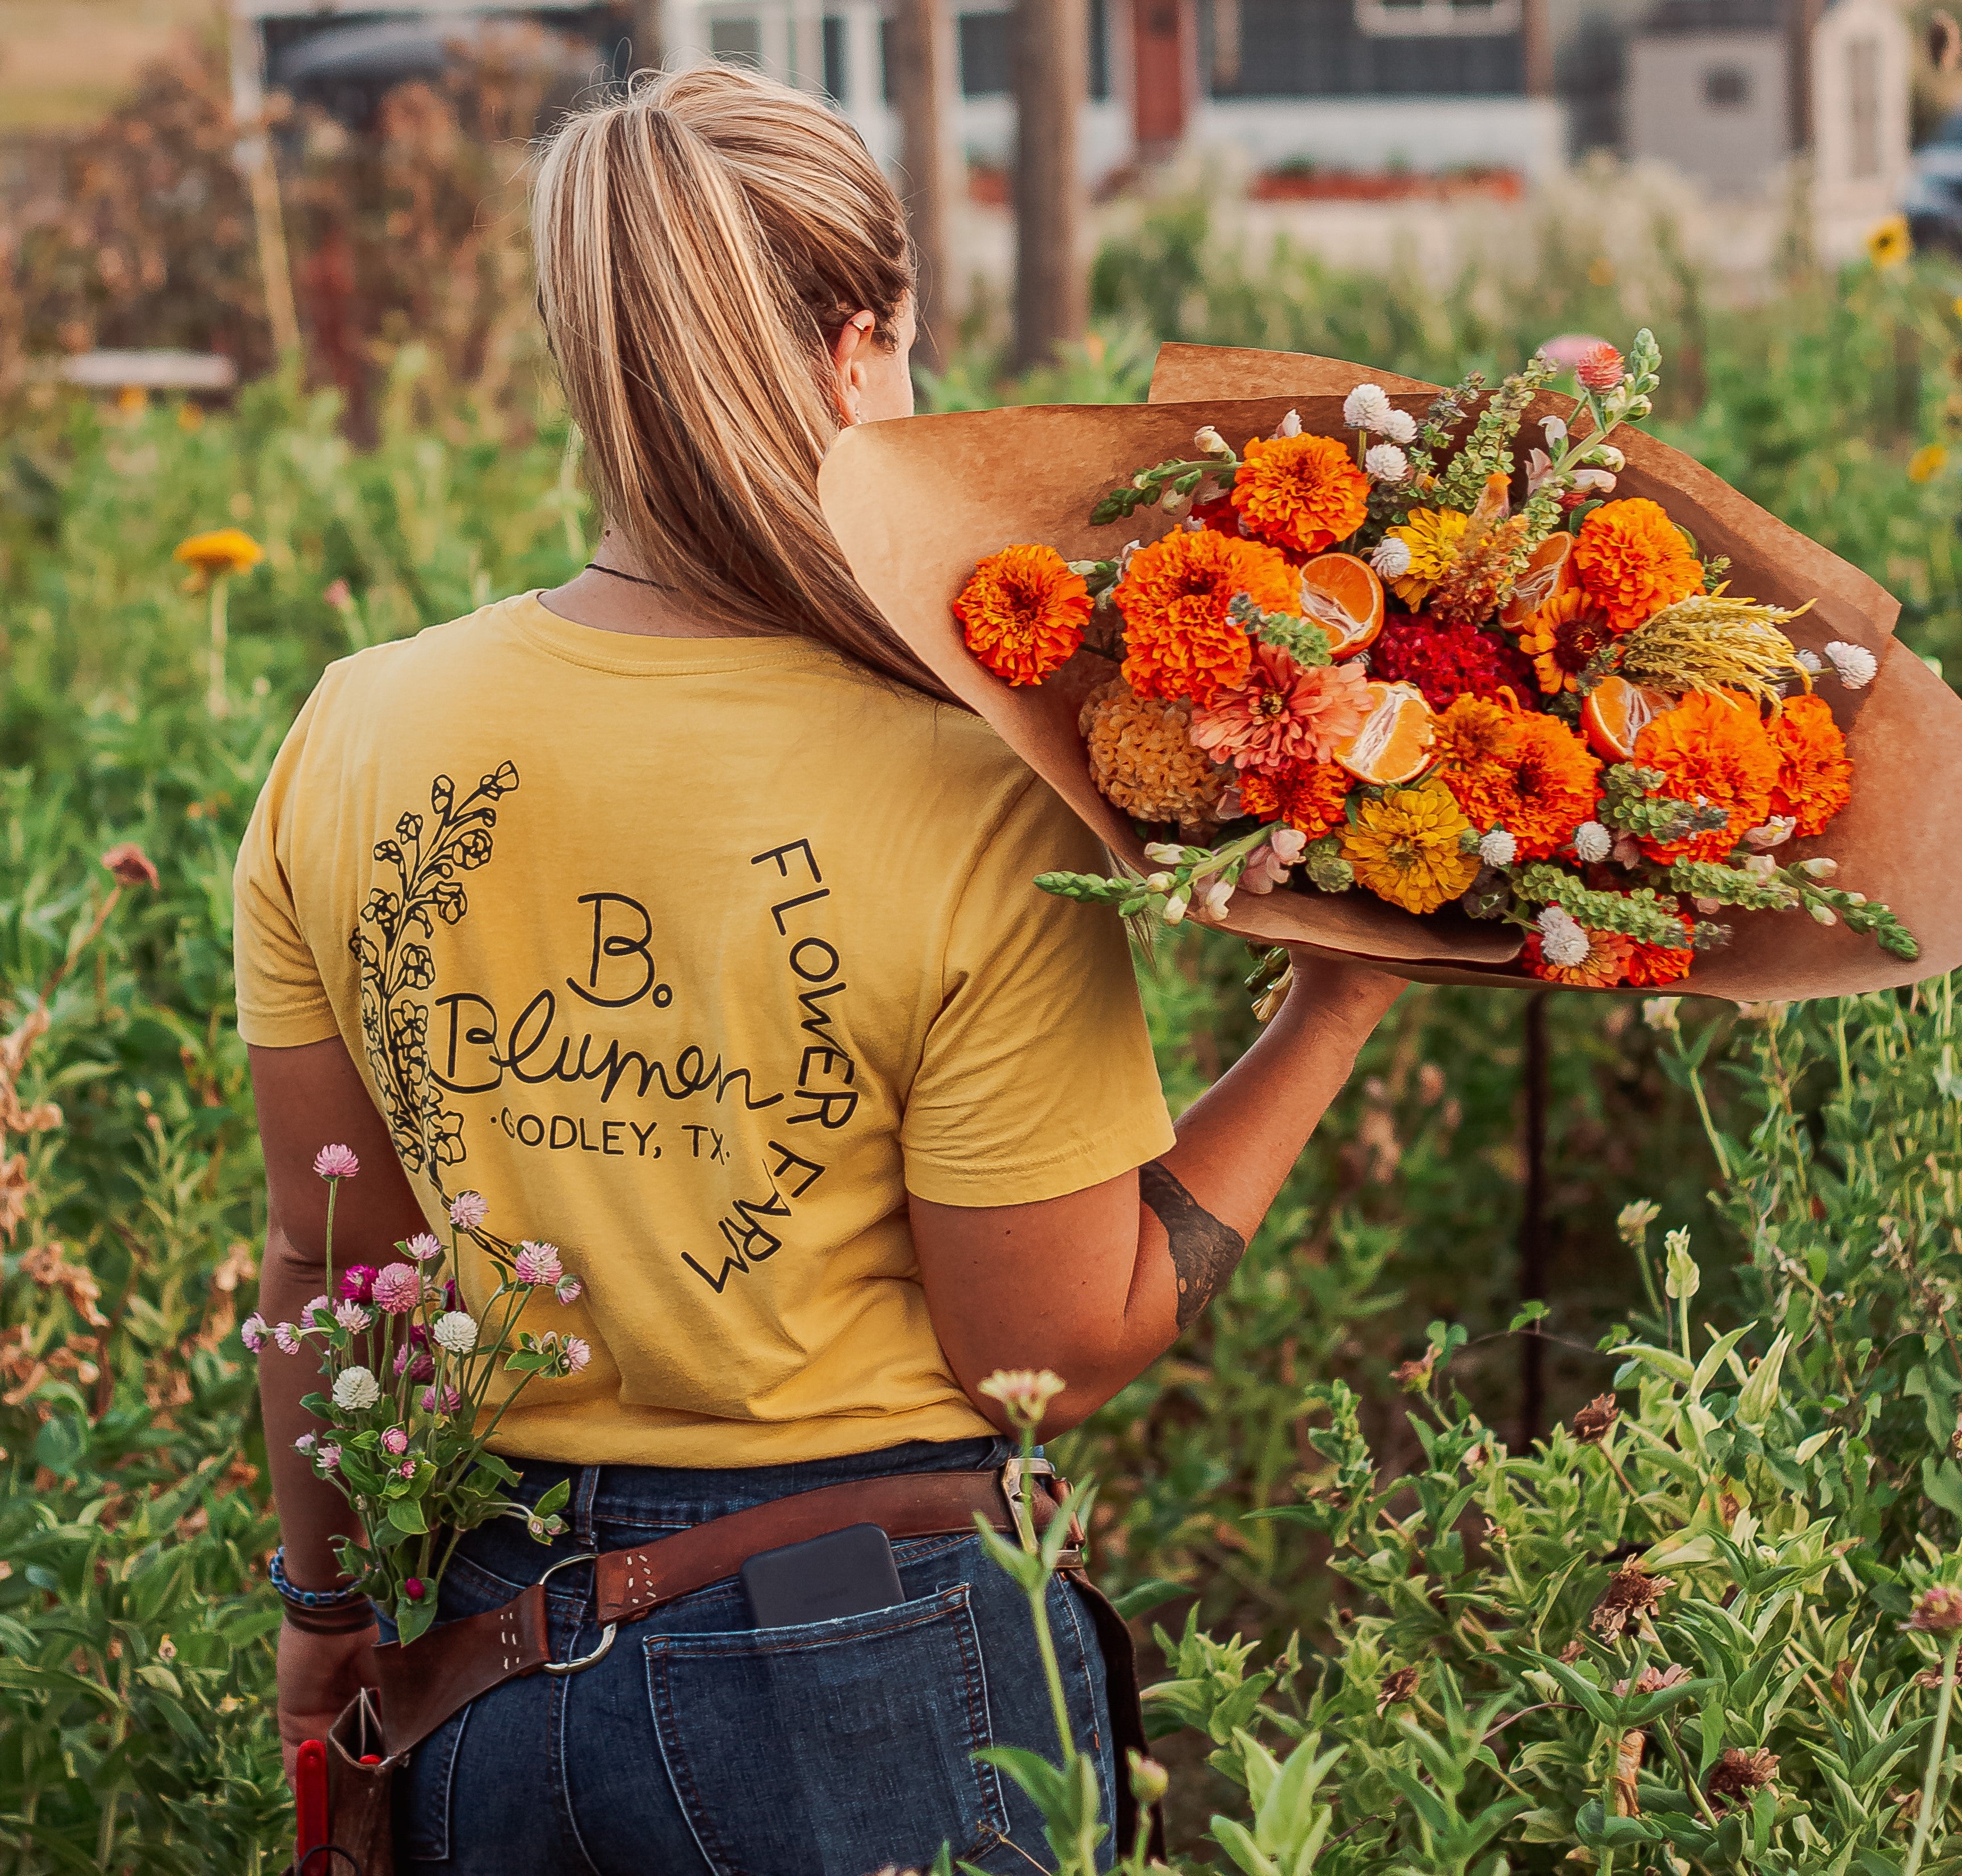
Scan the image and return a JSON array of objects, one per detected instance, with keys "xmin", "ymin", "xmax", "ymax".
[{"xmin": 269, "ymin": 1544, "xmax": 368, "ymax": 1611}]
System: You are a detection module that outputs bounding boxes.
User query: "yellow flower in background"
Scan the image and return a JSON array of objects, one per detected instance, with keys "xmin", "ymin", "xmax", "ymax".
[
  {"xmin": 1951, "ymin": 295, "xmax": 1962, "ymax": 320},
  {"xmin": 1866, "ymin": 214, "xmax": 1911, "ymax": 270},
  {"xmin": 1383, "ymin": 506, "xmax": 1470, "ymax": 608},
  {"xmin": 1909, "ymin": 443, "xmax": 1948, "ymax": 483},
  {"xmin": 173, "ymin": 527, "xmax": 264, "ymax": 580},
  {"xmin": 1340, "ymin": 778, "xmax": 1479, "ymax": 915}
]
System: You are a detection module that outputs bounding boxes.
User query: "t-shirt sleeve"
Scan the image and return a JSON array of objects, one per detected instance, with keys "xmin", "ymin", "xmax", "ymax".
[
  {"xmin": 900, "ymin": 774, "xmax": 1175, "ymax": 1205},
  {"xmin": 233, "ymin": 683, "xmax": 339, "ymax": 1049}
]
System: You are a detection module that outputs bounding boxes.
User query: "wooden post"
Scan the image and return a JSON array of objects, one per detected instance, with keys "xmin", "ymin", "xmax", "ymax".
[
  {"xmin": 631, "ymin": 1, "xmax": 665, "ymax": 71},
  {"xmin": 891, "ymin": 0, "xmax": 958, "ymax": 373},
  {"xmin": 1520, "ymin": 0, "xmax": 1554, "ymax": 98},
  {"xmin": 1012, "ymin": 0, "xmax": 1088, "ymax": 370}
]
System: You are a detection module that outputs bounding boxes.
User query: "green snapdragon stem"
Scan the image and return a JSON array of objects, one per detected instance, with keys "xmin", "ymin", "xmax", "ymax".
[{"xmin": 1905, "ymin": 1634, "xmax": 1961, "ymax": 1876}]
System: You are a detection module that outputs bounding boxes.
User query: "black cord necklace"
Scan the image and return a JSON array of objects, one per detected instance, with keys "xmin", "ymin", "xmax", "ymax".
[{"xmin": 585, "ymin": 560, "xmax": 674, "ymax": 593}]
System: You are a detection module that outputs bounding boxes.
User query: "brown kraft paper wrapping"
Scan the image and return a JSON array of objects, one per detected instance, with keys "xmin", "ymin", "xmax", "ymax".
[{"xmin": 816, "ymin": 351, "xmax": 1962, "ymax": 998}]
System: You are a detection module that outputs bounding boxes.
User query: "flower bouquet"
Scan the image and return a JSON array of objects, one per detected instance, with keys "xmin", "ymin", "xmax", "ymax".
[
  {"xmin": 820, "ymin": 340, "xmax": 1962, "ymax": 998},
  {"xmin": 244, "ymin": 1146, "xmax": 590, "ymax": 1642}
]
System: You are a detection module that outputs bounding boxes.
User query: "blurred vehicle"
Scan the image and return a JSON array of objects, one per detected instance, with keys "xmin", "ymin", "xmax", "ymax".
[
  {"xmin": 1906, "ymin": 107, "xmax": 1962, "ymax": 252},
  {"xmin": 235, "ymin": 2, "xmax": 640, "ymax": 133}
]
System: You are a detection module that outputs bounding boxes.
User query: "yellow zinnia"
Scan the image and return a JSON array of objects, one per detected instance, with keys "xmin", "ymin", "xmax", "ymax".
[
  {"xmin": 1340, "ymin": 778, "xmax": 1479, "ymax": 915},
  {"xmin": 1866, "ymin": 213, "xmax": 1911, "ymax": 270},
  {"xmin": 174, "ymin": 527, "xmax": 265, "ymax": 579},
  {"xmin": 1909, "ymin": 443, "xmax": 1948, "ymax": 484},
  {"xmin": 1384, "ymin": 508, "xmax": 1469, "ymax": 608}
]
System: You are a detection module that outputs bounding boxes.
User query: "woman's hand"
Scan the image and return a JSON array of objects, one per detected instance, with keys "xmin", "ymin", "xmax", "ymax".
[{"xmin": 276, "ymin": 1618, "xmax": 379, "ymax": 1785}]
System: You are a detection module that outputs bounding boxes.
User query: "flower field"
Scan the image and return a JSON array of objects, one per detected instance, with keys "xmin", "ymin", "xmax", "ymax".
[{"xmin": 7, "ymin": 158, "xmax": 1962, "ymax": 1866}]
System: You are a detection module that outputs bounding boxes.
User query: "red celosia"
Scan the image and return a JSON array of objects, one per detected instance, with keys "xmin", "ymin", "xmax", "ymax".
[{"xmin": 1368, "ymin": 617, "xmax": 1538, "ymax": 713}]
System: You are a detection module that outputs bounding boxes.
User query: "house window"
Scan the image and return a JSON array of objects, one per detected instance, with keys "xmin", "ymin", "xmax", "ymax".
[
  {"xmin": 1848, "ymin": 35, "xmax": 1881, "ymax": 178},
  {"xmin": 1703, "ymin": 64, "xmax": 1749, "ymax": 107},
  {"xmin": 955, "ymin": 6, "xmax": 1110, "ymax": 97},
  {"xmin": 709, "ymin": 17, "xmax": 763, "ymax": 65},
  {"xmin": 1354, "ymin": 0, "xmax": 1522, "ymax": 40},
  {"xmin": 822, "ymin": 14, "xmax": 846, "ymax": 98}
]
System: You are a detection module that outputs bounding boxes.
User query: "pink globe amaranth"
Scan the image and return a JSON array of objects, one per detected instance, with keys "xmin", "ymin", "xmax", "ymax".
[
  {"xmin": 405, "ymin": 1578, "xmax": 426, "ymax": 1601},
  {"xmin": 448, "ymin": 1191, "xmax": 488, "ymax": 1232},
  {"xmin": 371, "ymin": 1262, "xmax": 421, "ymax": 1315},
  {"xmin": 514, "ymin": 1241, "xmax": 563, "ymax": 1287},
  {"xmin": 1575, "ymin": 341, "xmax": 1625, "ymax": 393},
  {"xmin": 313, "ymin": 1144, "xmax": 360, "ymax": 1180},
  {"xmin": 337, "ymin": 1264, "xmax": 379, "ymax": 1304},
  {"xmin": 381, "ymin": 1426, "xmax": 409, "ymax": 1455},
  {"xmin": 406, "ymin": 1232, "xmax": 443, "ymax": 1264}
]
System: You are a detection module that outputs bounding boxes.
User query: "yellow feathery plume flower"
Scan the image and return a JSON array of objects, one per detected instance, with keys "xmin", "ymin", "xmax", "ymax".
[
  {"xmin": 1614, "ymin": 592, "xmax": 1811, "ymax": 713},
  {"xmin": 1340, "ymin": 778, "xmax": 1479, "ymax": 915},
  {"xmin": 1384, "ymin": 508, "xmax": 1470, "ymax": 608}
]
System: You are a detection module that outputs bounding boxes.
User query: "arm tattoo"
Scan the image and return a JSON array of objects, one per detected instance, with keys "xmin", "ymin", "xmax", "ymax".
[{"xmin": 1139, "ymin": 1160, "xmax": 1247, "ymax": 1331}]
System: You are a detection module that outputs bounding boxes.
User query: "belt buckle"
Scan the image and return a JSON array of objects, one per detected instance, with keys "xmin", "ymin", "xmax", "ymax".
[
  {"xmin": 534, "ymin": 1551, "xmax": 619, "ymax": 1676},
  {"xmin": 1000, "ymin": 1454, "xmax": 1085, "ymax": 1548}
]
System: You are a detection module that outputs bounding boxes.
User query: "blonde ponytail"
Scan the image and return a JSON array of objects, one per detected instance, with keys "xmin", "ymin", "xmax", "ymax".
[{"xmin": 532, "ymin": 65, "xmax": 957, "ymax": 704}]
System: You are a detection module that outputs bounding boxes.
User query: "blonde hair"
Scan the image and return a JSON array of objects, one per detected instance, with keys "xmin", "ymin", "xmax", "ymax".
[{"xmin": 533, "ymin": 65, "xmax": 955, "ymax": 703}]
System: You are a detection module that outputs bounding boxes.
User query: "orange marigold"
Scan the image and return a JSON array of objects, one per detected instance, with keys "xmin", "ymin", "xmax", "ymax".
[
  {"xmin": 1524, "ymin": 927, "xmax": 1636, "ymax": 989},
  {"xmin": 1432, "ymin": 697, "xmax": 1599, "ymax": 860},
  {"xmin": 1231, "ymin": 432, "xmax": 1372, "ymax": 558},
  {"xmin": 953, "ymin": 544, "xmax": 1092, "ymax": 686},
  {"xmin": 1624, "ymin": 915, "xmax": 1697, "ymax": 989},
  {"xmin": 1114, "ymin": 527, "xmax": 1299, "ymax": 706},
  {"xmin": 1240, "ymin": 759, "xmax": 1353, "ymax": 838},
  {"xmin": 1767, "ymin": 692, "xmax": 1853, "ymax": 838},
  {"xmin": 1633, "ymin": 689, "xmax": 1781, "ymax": 864},
  {"xmin": 1572, "ymin": 498, "xmax": 1704, "ymax": 635}
]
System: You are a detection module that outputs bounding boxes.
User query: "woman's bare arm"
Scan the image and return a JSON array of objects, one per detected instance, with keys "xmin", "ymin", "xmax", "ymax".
[
  {"xmin": 909, "ymin": 954, "xmax": 1403, "ymax": 1432},
  {"xmin": 248, "ymin": 1037, "xmax": 434, "ymax": 1777}
]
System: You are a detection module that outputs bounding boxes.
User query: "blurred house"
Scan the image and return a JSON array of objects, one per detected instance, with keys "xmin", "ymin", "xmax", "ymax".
[{"xmin": 658, "ymin": 0, "xmax": 1566, "ymax": 180}]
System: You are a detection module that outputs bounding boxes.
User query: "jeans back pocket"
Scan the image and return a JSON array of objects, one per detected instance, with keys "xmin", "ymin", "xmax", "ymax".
[{"xmin": 643, "ymin": 1582, "xmax": 1007, "ymax": 1876}]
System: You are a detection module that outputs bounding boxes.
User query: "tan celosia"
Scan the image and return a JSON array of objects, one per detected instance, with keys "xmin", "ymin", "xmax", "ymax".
[{"xmin": 1080, "ymin": 679, "xmax": 1225, "ymax": 827}]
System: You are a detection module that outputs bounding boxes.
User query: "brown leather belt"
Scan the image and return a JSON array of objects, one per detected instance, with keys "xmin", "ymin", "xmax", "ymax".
[{"xmin": 367, "ymin": 1460, "xmax": 1081, "ymax": 1760}]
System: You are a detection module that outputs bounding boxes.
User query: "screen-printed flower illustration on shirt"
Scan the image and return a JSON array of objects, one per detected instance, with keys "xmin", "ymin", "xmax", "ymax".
[{"xmin": 350, "ymin": 762, "xmax": 519, "ymax": 1239}]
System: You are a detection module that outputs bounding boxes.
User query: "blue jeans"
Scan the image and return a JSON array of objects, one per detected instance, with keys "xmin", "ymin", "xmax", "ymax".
[{"xmin": 395, "ymin": 1437, "xmax": 1117, "ymax": 1875}]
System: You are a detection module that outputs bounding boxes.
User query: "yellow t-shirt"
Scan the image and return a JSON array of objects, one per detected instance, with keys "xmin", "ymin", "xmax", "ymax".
[{"xmin": 233, "ymin": 593, "xmax": 1174, "ymax": 1467}]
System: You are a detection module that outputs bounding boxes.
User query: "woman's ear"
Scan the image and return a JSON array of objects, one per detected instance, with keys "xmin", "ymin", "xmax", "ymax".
[{"xmin": 831, "ymin": 311, "xmax": 878, "ymax": 425}]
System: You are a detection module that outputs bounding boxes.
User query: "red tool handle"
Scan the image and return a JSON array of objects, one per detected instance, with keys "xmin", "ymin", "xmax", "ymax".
[{"xmin": 294, "ymin": 1737, "xmax": 329, "ymax": 1867}]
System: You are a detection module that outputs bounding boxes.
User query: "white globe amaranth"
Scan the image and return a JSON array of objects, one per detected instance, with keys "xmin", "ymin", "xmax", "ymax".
[
  {"xmin": 1822, "ymin": 640, "xmax": 1878, "ymax": 689},
  {"xmin": 1381, "ymin": 408, "xmax": 1418, "ymax": 445},
  {"xmin": 332, "ymin": 1366, "xmax": 382, "ymax": 1412},
  {"xmin": 1343, "ymin": 384, "xmax": 1394, "ymax": 432},
  {"xmin": 1478, "ymin": 828, "xmax": 1517, "ymax": 868},
  {"xmin": 1536, "ymin": 905, "xmax": 1591, "ymax": 968},
  {"xmin": 1364, "ymin": 443, "xmax": 1410, "ymax": 483},
  {"xmin": 433, "ymin": 1310, "xmax": 480, "ymax": 1354},
  {"xmin": 1370, "ymin": 536, "xmax": 1414, "ymax": 580},
  {"xmin": 1571, "ymin": 820, "xmax": 1613, "ymax": 863}
]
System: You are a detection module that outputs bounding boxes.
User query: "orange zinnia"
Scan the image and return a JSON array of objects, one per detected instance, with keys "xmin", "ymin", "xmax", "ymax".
[
  {"xmin": 1633, "ymin": 689, "xmax": 1781, "ymax": 864},
  {"xmin": 1516, "ymin": 588, "xmax": 1615, "ymax": 694},
  {"xmin": 1239, "ymin": 758, "xmax": 1352, "ymax": 838},
  {"xmin": 1524, "ymin": 927, "xmax": 1634, "ymax": 989},
  {"xmin": 1624, "ymin": 915, "xmax": 1697, "ymax": 988},
  {"xmin": 1114, "ymin": 527, "xmax": 1299, "ymax": 706},
  {"xmin": 1572, "ymin": 498, "xmax": 1704, "ymax": 635},
  {"xmin": 1231, "ymin": 432, "xmax": 1372, "ymax": 558},
  {"xmin": 953, "ymin": 544, "xmax": 1092, "ymax": 686},
  {"xmin": 1767, "ymin": 692, "xmax": 1852, "ymax": 838}
]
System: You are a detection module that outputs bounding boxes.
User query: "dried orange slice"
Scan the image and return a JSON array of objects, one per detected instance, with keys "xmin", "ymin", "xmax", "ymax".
[
  {"xmin": 1297, "ymin": 552, "xmax": 1385, "ymax": 660},
  {"xmin": 1334, "ymin": 680, "xmax": 1435, "ymax": 784},
  {"xmin": 1499, "ymin": 533, "xmax": 1579, "ymax": 633},
  {"xmin": 1581, "ymin": 673, "xmax": 1677, "ymax": 761}
]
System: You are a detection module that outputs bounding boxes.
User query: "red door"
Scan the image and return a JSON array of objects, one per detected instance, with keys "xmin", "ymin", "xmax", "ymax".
[{"xmin": 1132, "ymin": 0, "xmax": 1194, "ymax": 153}]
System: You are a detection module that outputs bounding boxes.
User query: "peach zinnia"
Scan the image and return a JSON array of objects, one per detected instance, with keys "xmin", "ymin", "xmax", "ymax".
[
  {"xmin": 1767, "ymin": 692, "xmax": 1852, "ymax": 838},
  {"xmin": 1572, "ymin": 499, "xmax": 1703, "ymax": 635},
  {"xmin": 1231, "ymin": 432, "xmax": 1371, "ymax": 558},
  {"xmin": 1114, "ymin": 527, "xmax": 1299, "ymax": 706},
  {"xmin": 1189, "ymin": 645, "xmax": 1372, "ymax": 772},
  {"xmin": 954, "ymin": 544, "xmax": 1092, "ymax": 686}
]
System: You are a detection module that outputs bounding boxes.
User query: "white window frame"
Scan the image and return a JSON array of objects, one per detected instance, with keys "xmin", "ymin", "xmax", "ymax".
[{"xmin": 1354, "ymin": 0, "xmax": 1522, "ymax": 39}]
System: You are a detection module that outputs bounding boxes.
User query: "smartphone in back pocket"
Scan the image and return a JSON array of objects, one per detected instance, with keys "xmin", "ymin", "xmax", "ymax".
[{"xmin": 740, "ymin": 1522, "xmax": 904, "ymax": 1628}]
